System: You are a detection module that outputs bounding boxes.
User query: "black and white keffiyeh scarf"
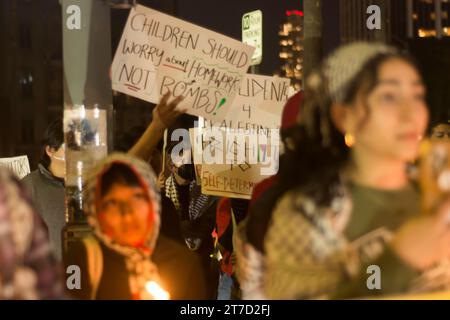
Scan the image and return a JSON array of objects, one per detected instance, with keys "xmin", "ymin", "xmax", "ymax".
[{"xmin": 165, "ymin": 175, "xmax": 216, "ymax": 250}]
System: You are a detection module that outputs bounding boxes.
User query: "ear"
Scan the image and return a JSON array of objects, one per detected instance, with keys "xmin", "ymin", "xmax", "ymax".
[
  {"xmin": 45, "ymin": 146, "xmax": 55, "ymax": 158},
  {"xmin": 330, "ymin": 103, "xmax": 355, "ymax": 135}
]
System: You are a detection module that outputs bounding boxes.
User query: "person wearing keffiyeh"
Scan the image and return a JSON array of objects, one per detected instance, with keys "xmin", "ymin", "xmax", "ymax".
[
  {"xmin": 162, "ymin": 142, "xmax": 219, "ymax": 299},
  {"xmin": 164, "ymin": 173, "xmax": 217, "ymax": 250},
  {"xmin": 0, "ymin": 167, "xmax": 63, "ymax": 299}
]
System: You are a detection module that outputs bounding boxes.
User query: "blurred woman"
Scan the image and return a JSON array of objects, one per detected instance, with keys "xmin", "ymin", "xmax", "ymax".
[
  {"xmin": 0, "ymin": 168, "xmax": 63, "ymax": 299},
  {"xmin": 238, "ymin": 42, "xmax": 450, "ymax": 299}
]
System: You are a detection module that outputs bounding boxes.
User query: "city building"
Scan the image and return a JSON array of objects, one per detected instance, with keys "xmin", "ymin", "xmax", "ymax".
[
  {"xmin": 277, "ymin": 10, "xmax": 304, "ymax": 91},
  {"xmin": 408, "ymin": 0, "xmax": 450, "ymax": 38},
  {"xmin": 0, "ymin": 0, "xmax": 63, "ymax": 168}
]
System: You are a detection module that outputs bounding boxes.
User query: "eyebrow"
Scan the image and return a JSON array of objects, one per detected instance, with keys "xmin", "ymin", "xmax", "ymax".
[{"xmin": 376, "ymin": 79, "xmax": 424, "ymax": 87}]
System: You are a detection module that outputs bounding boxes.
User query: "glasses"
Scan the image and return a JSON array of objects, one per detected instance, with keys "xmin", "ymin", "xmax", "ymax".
[{"xmin": 101, "ymin": 194, "xmax": 149, "ymax": 216}]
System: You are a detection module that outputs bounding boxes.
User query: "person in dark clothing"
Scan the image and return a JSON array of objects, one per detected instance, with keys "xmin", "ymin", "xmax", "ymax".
[
  {"xmin": 64, "ymin": 153, "xmax": 208, "ymax": 300},
  {"xmin": 22, "ymin": 119, "xmax": 66, "ymax": 261},
  {"xmin": 162, "ymin": 141, "xmax": 219, "ymax": 299}
]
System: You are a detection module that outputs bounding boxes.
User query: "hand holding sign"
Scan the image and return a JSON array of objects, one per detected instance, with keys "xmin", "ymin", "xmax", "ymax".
[
  {"xmin": 111, "ymin": 5, "xmax": 255, "ymax": 122},
  {"xmin": 128, "ymin": 92, "xmax": 186, "ymax": 161},
  {"xmin": 152, "ymin": 91, "xmax": 187, "ymax": 130}
]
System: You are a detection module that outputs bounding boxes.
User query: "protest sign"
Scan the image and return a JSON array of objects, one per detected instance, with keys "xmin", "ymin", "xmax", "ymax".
[
  {"xmin": 201, "ymin": 162, "xmax": 265, "ymax": 200},
  {"xmin": 195, "ymin": 75, "xmax": 292, "ymax": 196},
  {"xmin": 197, "ymin": 127, "xmax": 279, "ymax": 199},
  {"xmin": 203, "ymin": 74, "xmax": 291, "ymax": 131},
  {"xmin": 111, "ymin": 5, "xmax": 255, "ymax": 122},
  {"xmin": 0, "ymin": 156, "xmax": 30, "ymax": 179}
]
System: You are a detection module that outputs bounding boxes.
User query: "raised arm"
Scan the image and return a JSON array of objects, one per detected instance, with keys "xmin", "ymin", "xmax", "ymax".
[{"xmin": 128, "ymin": 92, "xmax": 186, "ymax": 161}]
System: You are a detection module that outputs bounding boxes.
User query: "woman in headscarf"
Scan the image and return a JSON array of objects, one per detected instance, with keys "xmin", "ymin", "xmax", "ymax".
[
  {"xmin": 236, "ymin": 42, "xmax": 450, "ymax": 299},
  {"xmin": 64, "ymin": 153, "xmax": 207, "ymax": 300},
  {"xmin": 0, "ymin": 167, "xmax": 63, "ymax": 299}
]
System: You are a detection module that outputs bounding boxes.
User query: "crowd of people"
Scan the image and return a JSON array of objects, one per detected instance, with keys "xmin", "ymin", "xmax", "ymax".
[{"xmin": 1, "ymin": 42, "xmax": 450, "ymax": 300}]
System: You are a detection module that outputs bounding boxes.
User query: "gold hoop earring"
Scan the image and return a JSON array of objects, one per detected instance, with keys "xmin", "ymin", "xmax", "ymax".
[{"xmin": 344, "ymin": 133, "xmax": 355, "ymax": 148}]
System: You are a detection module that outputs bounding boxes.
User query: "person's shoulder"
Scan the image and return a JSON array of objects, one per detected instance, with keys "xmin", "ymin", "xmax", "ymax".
[
  {"xmin": 272, "ymin": 188, "xmax": 301, "ymax": 213},
  {"xmin": 22, "ymin": 168, "xmax": 40, "ymax": 184},
  {"xmin": 21, "ymin": 169, "xmax": 43, "ymax": 198}
]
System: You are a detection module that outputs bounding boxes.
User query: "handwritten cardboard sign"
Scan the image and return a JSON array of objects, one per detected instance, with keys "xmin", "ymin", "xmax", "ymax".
[
  {"xmin": 0, "ymin": 156, "xmax": 31, "ymax": 179},
  {"xmin": 195, "ymin": 127, "xmax": 279, "ymax": 199},
  {"xmin": 201, "ymin": 162, "xmax": 266, "ymax": 200},
  {"xmin": 111, "ymin": 5, "xmax": 255, "ymax": 122},
  {"xmin": 203, "ymin": 74, "xmax": 291, "ymax": 130}
]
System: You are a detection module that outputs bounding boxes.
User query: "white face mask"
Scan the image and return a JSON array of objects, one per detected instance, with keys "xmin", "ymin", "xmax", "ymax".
[
  {"xmin": 52, "ymin": 144, "xmax": 66, "ymax": 162},
  {"xmin": 52, "ymin": 155, "xmax": 65, "ymax": 161}
]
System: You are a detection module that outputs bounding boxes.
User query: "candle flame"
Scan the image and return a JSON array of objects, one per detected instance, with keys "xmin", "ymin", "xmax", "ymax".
[{"xmin": 145, "ymin": 281, "xmax": 170, "ymax": 300}]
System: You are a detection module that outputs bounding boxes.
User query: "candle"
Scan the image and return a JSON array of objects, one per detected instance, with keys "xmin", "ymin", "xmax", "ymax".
[{"xmin": 145, "ymin": 281, "xmax": 170, "ymax": 300}]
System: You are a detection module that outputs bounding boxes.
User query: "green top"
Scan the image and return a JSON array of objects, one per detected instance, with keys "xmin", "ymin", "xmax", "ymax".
[
  {"xmin": 333, "ymin": 182, "xmax": 422, "ymax": 299},
  {"xmin": 345, "ymin": 182, "xmax": 420, "ymax": 241}
]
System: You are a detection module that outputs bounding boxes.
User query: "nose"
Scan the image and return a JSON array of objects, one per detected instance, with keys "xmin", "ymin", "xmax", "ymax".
[
  {"xmin": 118, "ymin": 202, "xmax": 134, "ymax": 217},
  {"xmin": 399, "ymin": 98, "xmax": 414, "ymax": 121},
  {"xmin": 399, "ymin": 95, "xmax": 425, "ymax": 125}
]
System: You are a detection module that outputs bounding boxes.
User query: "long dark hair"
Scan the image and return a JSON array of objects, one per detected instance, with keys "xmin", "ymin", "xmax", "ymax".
[{"xmin": 277, "ymin": 51, "xmax": 421, "ymax": 207}]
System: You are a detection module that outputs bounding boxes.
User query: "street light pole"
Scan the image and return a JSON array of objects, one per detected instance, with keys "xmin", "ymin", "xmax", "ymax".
[
  {"xmin": 60, "ymin": 0, "xmax": 113, "ymax": 256},
  {"xmin": 303, "ymin": 0, "xmax": 323, "ymax": 80},
  {"xmin": 406, "ymin": 0, "xmax": 413, "ymax": 38},
  {"xmin": 435, "ymin": 0, "xmax": 443, "ymax": 39}
]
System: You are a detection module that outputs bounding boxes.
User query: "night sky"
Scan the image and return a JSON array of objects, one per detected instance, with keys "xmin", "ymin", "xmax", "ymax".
[{"xmin": 111, "ymin": 0, "xmax": 305, "ymax": 76}]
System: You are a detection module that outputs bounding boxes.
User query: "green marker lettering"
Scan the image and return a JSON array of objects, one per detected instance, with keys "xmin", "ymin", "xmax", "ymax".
[{"xmin": 213, "ymin": 98, "xmax": 227, "ymax": 115}]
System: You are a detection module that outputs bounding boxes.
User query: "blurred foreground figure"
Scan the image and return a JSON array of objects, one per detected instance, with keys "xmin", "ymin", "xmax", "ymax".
[
  {"xmin": 0, "ymin": 168, "xmax": 63, "ymax": 299},
  {"xmin": 237, "ymin": 42, "xmax": 450, "ymax": 299},
  {"xmin": 64, "ymin": 153, "xmax": 207, "ymax": 300},
  {"xmin": 235, "ymin": 91, "xmax": 303, "ymax": 299}
]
